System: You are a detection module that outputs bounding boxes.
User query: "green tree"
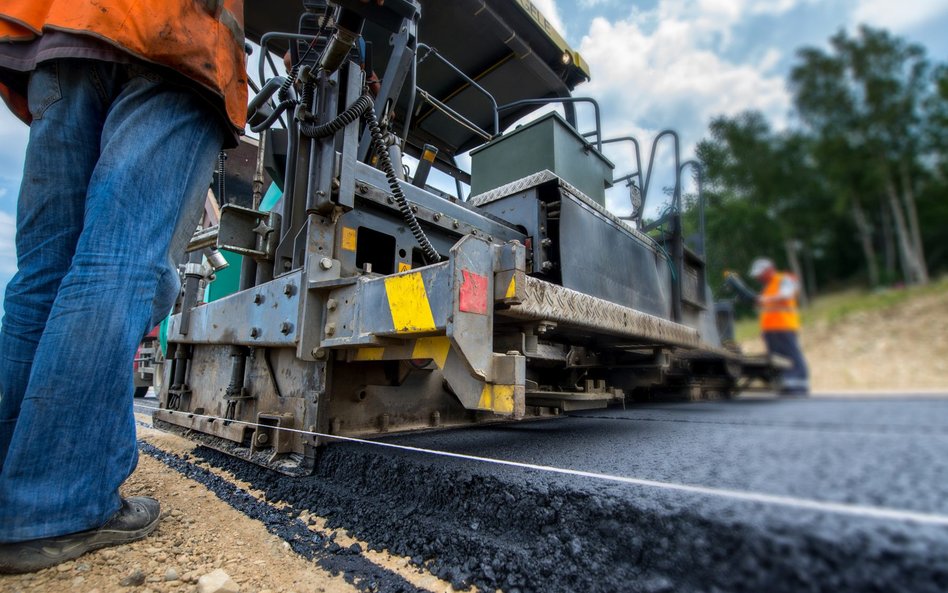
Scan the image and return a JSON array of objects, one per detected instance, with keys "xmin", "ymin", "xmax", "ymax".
[{"xmin": 790, "ymin": 26, "xmax": 933, "ymax": 285}]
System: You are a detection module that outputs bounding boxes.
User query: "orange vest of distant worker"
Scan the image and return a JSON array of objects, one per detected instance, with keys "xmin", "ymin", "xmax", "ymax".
[
  {"xmin": 0, "ymin": 0, "xmax": 247, "ymax": 132},
  {"xmin": 760, "ymin": 272, "xmax": 801, "ymax": 332}
]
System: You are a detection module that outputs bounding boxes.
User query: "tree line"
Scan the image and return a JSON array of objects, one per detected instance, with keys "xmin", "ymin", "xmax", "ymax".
[{"xmin": 690, "ymin": 25, "xmax": 947, "ymax": 299}]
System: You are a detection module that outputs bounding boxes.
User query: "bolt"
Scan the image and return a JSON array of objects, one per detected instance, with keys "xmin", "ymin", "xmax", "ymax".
[
  {"xmin": 433, "ymin": 212, "xmax": 442, "ymax": 221},
  {"xmin": 319, "ymin": 257, "xmax": 333, "ymax": 270},
  {"xmin": 255, "ymin": 432, "xmax": 269, "ymax": 445},
  {"xmin": 283, "ymin": 284, "xmax": 295, "ymax": 296},
  {"xmin": 488, "ymin": 235, "xmax": 493, "ymax": 242},
  {"xmin": 280, "ymin": 321, "xmax": 293, "ymax": 335},
  {"xmin": 250, "ymin": 327, "xmax": 261, "ymax": 338},
  {"xmin": 410, "ymin": 205, "xmax": 418, "ymax": 213},
  {"xmin": 357, "ymin": 182, "xmax": 369, "ymax": 193},
  {"xmin": 313, "ymin": 348, "xmax": 328, "ymax": 360},
  {"xmin": 452, "ymin": 219, "xmax": 460, "ymax": 229},
  {"xmin": 541, "ymin": 238, "xmax": 553, "ymax": 248},
  {"xmin": 541, "ymin": 261, "xmax": 554, "ymax": 272},
  {"xmin": 253, "ymin": 293, "xmax": 264, "ymax": 305},
  {"xmin": 431, "ymin": 411, "xmax": 441, "ymax": 427},
  {"xmin": 326, "ymin": 298, "xmax": 338, "ymax": 311},
  {"xmin": 386, "ymin": 196, "xmax": 395, "ymax": 204},
  {"xmin": 325, "ymin": 323, "xmax": 336, "ymax": 336}
]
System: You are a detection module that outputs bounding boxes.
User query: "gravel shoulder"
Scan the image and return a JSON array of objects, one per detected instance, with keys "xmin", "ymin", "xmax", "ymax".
[{"xmin": 0, "ymin": 417, "xmax": 462, "ymax": 593}]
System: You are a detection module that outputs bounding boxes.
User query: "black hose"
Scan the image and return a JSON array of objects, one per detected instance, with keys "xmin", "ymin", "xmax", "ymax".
[
  {"xmin": 249, "ymin": 99, "xmax": 296, "ymax": 133},
  {"xmin": 298, "ymin": 93, "xmax": 372, "ymax": 139},
  {"xmin": 364, "ymin": 102, "xmax": 441, "ymax": 264},
  {"xmin": 298, "ymin": 93, "xmax": 440, "ymax": 263}
]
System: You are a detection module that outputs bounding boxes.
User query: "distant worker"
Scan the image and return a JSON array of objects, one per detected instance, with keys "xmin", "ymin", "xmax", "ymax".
[
  {"xmin": 726, "ymin": 258, "xmax": 809, "ymax": 396},
  {"xmin": 0, "ymin": 0, "xmax": 246, "ymax": 573}
]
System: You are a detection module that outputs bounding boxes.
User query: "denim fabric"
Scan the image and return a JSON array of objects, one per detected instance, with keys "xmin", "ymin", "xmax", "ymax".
[
  {"xmin": 0, "ymin": 59, "xmax": 224, "ymax": 542},
  {"xmin": 763, "ymin": 331, "xmax": 810, "ymax": 395}
]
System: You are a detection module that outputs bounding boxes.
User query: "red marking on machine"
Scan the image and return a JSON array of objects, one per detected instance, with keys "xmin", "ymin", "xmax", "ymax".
[{"xmin": 459, "ymin": 269, "xmax": 488, "ymax": 314}]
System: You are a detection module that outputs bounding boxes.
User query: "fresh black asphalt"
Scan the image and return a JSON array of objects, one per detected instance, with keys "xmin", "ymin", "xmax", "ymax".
[{"xmin": 140, "ymin": 396, "xmax": 948, "ymax": 593}]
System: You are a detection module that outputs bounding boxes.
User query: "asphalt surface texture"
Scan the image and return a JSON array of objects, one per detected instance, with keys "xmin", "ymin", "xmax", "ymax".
[{"xmin": 139, "ymin": 395, "xmax": 948, "ymax": 593}]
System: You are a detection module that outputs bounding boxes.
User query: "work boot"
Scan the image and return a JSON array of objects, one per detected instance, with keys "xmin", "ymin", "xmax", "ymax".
[{"xmin": 0, "ymin": 496, "xmax": 161, "ymax": 574}]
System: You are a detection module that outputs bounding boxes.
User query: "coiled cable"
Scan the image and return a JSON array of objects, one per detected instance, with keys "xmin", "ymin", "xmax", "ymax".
[
  {"xmin": 298, "ymin": 93, "xmax": 372, "ymax": 139},
  {"xmin": 298, "ymin": 93, "xmax": 440, "ymax": 263},
  {"xmin": 363, "ymin": 100, "xmax": 441, "ymax": 264}
]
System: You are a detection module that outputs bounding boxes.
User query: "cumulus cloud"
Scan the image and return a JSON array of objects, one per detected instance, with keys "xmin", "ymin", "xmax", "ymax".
[
  {"xmin": 576, "ymin": 7, "xmax": 792, "ymax": 215},
  {"xmin": 0, "ymin": 211, "xmax": 18, "ymax": 307},
  {"xmin": 853, "ymin": 0, "xmax": 947, "ymax": 31}
]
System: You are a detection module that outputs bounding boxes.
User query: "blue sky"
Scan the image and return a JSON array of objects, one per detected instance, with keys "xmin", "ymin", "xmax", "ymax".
[{"xmin": 1, "ymin": 0, "xmax": 947, "ymax": 306}]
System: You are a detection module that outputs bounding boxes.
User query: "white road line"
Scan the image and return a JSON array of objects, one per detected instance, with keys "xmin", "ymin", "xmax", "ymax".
[{"xmin": 142, "ymin": 408, "xmax": 948, "ymax": 528}]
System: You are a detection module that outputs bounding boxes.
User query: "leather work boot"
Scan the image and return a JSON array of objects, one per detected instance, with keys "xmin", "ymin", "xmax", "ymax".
[{"xmin": 0, "ymin": 496, "xmax": 161, "ymax": 574}]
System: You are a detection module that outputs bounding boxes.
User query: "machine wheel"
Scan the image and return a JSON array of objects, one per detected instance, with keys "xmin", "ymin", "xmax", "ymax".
[{"xmin": 134, "ymin": 386, "xmax": 149, "ymax": 398}]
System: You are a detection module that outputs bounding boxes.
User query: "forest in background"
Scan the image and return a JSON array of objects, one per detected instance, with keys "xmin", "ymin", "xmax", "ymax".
[{"xmin": 687, "ymin": 25, "xmax": 947, "ymax": 301}]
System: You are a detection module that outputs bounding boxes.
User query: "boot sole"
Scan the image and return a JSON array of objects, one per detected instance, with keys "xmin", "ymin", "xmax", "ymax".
[{"xmin": 0, "ymin": 515, "xmax": 160, "ymax": 574}]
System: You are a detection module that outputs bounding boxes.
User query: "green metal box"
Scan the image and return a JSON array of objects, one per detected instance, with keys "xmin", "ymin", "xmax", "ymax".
[{"xmin": 469, "ymin": 111, "xmax": 614, "ymax": 205}]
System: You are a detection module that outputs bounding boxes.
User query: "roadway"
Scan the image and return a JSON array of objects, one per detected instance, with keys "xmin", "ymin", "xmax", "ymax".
[{"xmin": 136, "ymin": 395, "xmax": 948, "ymax": 592}]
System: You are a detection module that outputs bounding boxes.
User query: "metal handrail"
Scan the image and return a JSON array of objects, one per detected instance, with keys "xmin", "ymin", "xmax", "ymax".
[
  {"xmin": 416, "ymin": 43, "xmax": 500, "ymax": 137},
  {"xmin": 501, "ymin": 97, "xmax": 603, "ymax": 151},
  {"xmin": 679, "ymin": 159, "xmax": 706, "ymax": 257}
]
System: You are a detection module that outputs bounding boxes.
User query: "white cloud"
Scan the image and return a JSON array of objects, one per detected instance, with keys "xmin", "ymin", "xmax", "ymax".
[
  {"xmin": 853, "ymin": 0, "xmax": 947, "ymax": 31},
  {"xmin": 0, "ymin": 210, "xmax": 17, "ymax": 275},
  {"xmin": 576, "ymin": 8, "xmax": 791, "ymax": 216}
]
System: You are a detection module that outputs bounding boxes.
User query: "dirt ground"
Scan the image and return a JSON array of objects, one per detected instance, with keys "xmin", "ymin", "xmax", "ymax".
[
  {"xmin": 742, "ymin": 286, "xmax": 948, "ymax": 392},
  {"xmin": 0, "ymin": 423, "xmax": 460, "ymax": 593}
]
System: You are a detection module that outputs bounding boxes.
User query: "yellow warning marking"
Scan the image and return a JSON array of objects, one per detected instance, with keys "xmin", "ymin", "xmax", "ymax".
[
  {"xmin": 398, "ymin": 262, "xmax": 412, "ymax": 272},
  {"xmin": 341, "ymin": 227, "xmax": 357, "ymax": 252},
  {"xmin": 505, "ymin": 276, "xmax": 516, "ymax": 299},
  {"xmin": 422, "ymin": 148, "xmax": 437, "ymax": 162},
  {"xmin": 384, "ymin": 273, "xmax": 437, "ymax": 334},
  {"xmin": 477, "ymin": 384, "xmax": 515, "ymax": 415},
  {"xmin": 411, "ymin": 337, "xmax": 451, "ymax": 368},
  {"xmin": 354, "ymin": 347, "xmax": 385, "ymax": 361}
]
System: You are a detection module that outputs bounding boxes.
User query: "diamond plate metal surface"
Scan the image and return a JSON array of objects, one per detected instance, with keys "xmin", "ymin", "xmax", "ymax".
[
  {"xmin": 469, "ymin": 169, "xmax": 655, "ymax": 246},
  {"xmin": 502, "ymin": 276, "xmax": 700, "ymax": 348}
]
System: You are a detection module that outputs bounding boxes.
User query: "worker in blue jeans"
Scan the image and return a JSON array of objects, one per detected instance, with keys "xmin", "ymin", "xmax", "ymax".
[{"xmin": 0, "ymin": 0, "xmax": 246, "ymax": 573}]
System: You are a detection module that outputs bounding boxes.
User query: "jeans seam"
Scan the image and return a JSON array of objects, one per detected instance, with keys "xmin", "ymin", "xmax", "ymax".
[
  {"xmin": 29, "ymin": 62, "xmax": 62, "ymax": 121},
  {"xmin": 89, "ymin": 64, "xmax": 110, "ymax": 108}
]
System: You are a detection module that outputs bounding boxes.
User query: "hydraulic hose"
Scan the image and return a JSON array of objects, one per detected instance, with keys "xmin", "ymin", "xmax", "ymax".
[
  {"xmin": 298, "ymin": 93, "xmax": 441, "ymax": 263},
  {"xmin": 298, "ymin": 94, "xmax": 372, "ymax": 139},
  {"xmin": 249, "ymin": 99, "xmax": 296, "ymax": 134}
]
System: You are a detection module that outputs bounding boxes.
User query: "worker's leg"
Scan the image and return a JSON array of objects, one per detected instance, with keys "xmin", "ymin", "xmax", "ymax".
[
  {"xmin": 764, "ymin": 331, "xmax": 809, "ymax": 396},
  {"xmin": 0, "ymin": 60, "xmax": 224, "ymax": 542},
  {"xmin": 0, "ymin": 62, "xmax": 104, "ymax": 466}
]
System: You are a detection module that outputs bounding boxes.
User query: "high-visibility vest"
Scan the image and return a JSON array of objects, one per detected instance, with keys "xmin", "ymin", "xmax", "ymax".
[
  {"xmin": 0, "ymin": 0, "xmax": 247, "ymax": 133},
  {"xmin": 760, "ymin": 272, "xmax": 801, "ymax": 332}
]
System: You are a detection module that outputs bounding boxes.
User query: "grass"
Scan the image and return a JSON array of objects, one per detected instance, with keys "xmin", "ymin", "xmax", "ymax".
[{"xmin": 733, "ymin": 275, "xmax": 948, "ymax": 342}]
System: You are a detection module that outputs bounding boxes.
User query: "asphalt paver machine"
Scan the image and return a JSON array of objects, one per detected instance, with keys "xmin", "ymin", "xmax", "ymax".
[{"xmin": 156, "ymin": 0, "xmax": 773, "ymax": 473}]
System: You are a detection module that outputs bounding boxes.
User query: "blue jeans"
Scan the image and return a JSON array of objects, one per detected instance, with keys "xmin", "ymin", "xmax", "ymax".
[
  {"xmin": 763, "ymin": 331, "xmax": 810, "ymax": 395},
  {"xmin": 0, "ymin": 59, "xmax": 224, "ymax": 542}
]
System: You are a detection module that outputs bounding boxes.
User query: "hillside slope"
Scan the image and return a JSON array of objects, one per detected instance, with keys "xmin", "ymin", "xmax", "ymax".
[{"xmin": 740, "ymin": 280, "xmax": 948, "ymax": 392}]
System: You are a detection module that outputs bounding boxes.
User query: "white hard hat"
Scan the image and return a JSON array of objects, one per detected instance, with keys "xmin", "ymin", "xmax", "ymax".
[{"xmin": 749, "ymin": 257, "xmax": 774, "ymax": 278}]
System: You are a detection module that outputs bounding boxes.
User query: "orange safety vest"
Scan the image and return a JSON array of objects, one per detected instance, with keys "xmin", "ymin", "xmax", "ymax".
[
  {"xmin": 759, "ymin": 272, "xmax": 801, "ymax": 332},
  {"xmin": 0, "ymin": 0, "xmax": 247, "ymax": 133}
]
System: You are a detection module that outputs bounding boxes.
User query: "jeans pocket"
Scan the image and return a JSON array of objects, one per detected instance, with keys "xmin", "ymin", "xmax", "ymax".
[
  {"xmin": 27, "ymin": 61, "xmax": 62, "ymax": 120},
  {"xmin": 126, "ymin": 62, "xmax": 164, "ymax": 85}
]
